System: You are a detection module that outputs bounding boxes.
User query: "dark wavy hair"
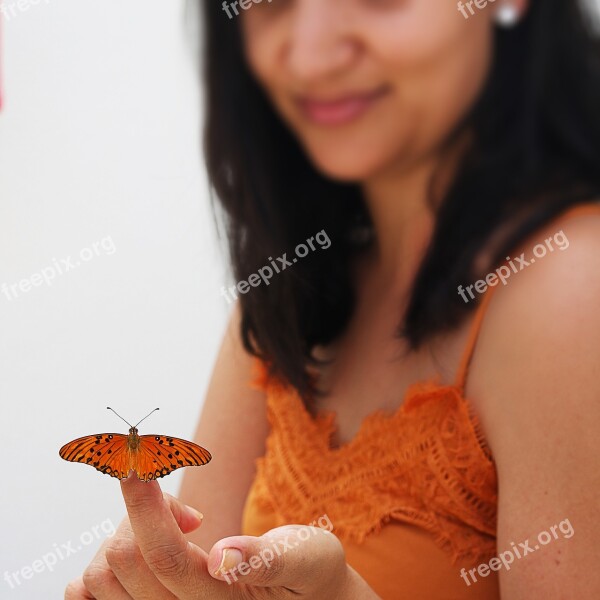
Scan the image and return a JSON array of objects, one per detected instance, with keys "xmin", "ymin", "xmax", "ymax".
[{"xmin": 201, "ymin": 0, "xmax": 600, "ymax": 398}]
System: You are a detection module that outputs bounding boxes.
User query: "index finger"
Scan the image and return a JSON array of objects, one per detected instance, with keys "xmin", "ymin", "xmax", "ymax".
[{"xmin": 120, "ymin": 471, "xmax": 227, "ymax": 598}]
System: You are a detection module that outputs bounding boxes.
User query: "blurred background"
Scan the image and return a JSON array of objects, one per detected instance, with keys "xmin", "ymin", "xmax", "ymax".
[
  {"xmin": 1, "ymin": 1, "xmax": 600, "ymax": 598},
  {"xmin": 0, "ymin": 2, "xmax": 229, "ymax": 598}
]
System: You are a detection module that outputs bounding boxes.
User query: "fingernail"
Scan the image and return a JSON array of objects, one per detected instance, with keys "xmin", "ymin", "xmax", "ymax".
[
  {"xmin": 214, "ymin": 548, "xmax": 243, "ymax": 577},
  {"xmin": 185, "ymin": 505, "xmax": 204, "ymax": 521}
]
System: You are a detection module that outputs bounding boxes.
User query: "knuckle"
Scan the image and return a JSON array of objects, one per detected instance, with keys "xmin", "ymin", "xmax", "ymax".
[
  {"xmin": 304, "ymin": 525, "xmax": 341, "ymax": 550},
  {"xmin": 237, "ymin": 587, "xmax": 264, "ymax": 600},
  {"xmin": 105, "ymin": 537, "xmax": 139, "ymax": 567},
  {"xmin": 82, "ymin": 564, "xmax": 115, "ymax": 594},
  {"xmin": 64, "ymin": 580, "xmax": 81, "ymax": 599},
  {"xmin": 321, "ymin": 528, "xmax": 344, "ymax": 553},
  {"xmin": 125, "ymin": 495, "xmax": 154, "ymax": 520},
  {"xmin": 257, "ymin": 552, "xmax": 284, "ymax": 583},
  {"xmin": 145, "ymin": 543, "xmax": 189, "ymax": 579},
  {"xmin": 124, "ymin": 486, "xmax": 163, "ymax": 519},
  {"xmin": 238, "ymin": 543, "xmax": 284, "ymax": 584},
  {"xmin": 317, "ymin": 529, "xmax": 346, "ymax": 565}
]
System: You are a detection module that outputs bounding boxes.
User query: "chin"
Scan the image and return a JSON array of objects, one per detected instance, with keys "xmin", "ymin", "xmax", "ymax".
[{"xmin": 301, "ymin": 141, "xmax": 396, "ymax": 183}]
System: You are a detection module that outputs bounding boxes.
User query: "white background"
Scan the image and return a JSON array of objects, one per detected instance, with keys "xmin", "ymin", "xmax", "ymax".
[
  {"xmin": 1, "ymin": 1, "xmax": 600, "ymax": 599},
  {"xmin": 0, "ymin": 2, "xmax": 231, "ymax": 598}
]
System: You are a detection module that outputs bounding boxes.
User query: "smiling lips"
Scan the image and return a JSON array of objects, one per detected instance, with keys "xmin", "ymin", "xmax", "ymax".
[{"xmin": 296, "ymin": 87, "xmax": 390, "ymax": 127}]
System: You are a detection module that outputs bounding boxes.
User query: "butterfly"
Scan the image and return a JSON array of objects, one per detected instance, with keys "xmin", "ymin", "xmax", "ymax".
[{"xmin": 59, "ymin": 407, "xmax": 212, "ymax": 482}]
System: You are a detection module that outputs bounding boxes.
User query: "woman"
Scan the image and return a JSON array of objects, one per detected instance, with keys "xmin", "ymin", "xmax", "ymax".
[{"xmin": 67, "ymin": 0, "xmax": 600, "ymax": 598}]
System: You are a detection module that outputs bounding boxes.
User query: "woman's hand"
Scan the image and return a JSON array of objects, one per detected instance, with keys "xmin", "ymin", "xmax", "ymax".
[{"xmin": 65, "ymin": 472, "xmax": 379, "ymax": 599}]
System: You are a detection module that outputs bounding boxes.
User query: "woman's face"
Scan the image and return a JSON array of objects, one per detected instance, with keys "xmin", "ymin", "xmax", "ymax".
[{"xmin": 241, "ymin": 0, "xmax": 507, "ymax": 182}]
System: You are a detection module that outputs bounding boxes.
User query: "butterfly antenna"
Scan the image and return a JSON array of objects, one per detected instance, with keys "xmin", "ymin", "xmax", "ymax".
[
  {"xmin": 134, "ymin": 407, "xmax": 160, "ymax": 428},
  {"xmin": 106, "ymin": 407, "xmax": 133, "ymax": 428}
]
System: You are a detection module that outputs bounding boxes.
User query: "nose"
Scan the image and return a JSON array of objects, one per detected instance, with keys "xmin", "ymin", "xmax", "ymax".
[{"xmin": 284, "ymin": 0, "xmax": 358, "ymax": 85}]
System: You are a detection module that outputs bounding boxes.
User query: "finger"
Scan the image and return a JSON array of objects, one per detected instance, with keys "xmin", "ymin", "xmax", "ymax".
[
  {"xmin": 162, "ymin": 492, "xmax": 205, "ymax": 534},
  {"xmin": 89, "ymin": 491, "xmax": 202, "ymax": 599},
  {"xmin": 65, "ymin": 577, "xmax": 94, "ymax": 599},
  {"xmin": 208, "ymin": 525, "xmax": 344, "ymax": 590},
  {"xmin": 106, "ymin": 537, "xmax": 178, "ymax": 600},
  {"xmin": 66, "ymin": 520, "xmax": 133, "ymax": 600},
  {"xmin": 121, "ymin": 471, "xmax": 226, "ymax": 598},
  {"xmin": 97, "ymin": 491, "xmax": 202, "ymax": 559},
  {"xmin": 81, "ymin": 561, "xmax": 133, "ymax": 600}
]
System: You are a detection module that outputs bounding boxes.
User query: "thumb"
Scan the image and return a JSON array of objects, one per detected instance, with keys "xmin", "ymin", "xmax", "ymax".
[{"xmin": 208, "ymin": 524, "xmax": 344, "ymax": 590}]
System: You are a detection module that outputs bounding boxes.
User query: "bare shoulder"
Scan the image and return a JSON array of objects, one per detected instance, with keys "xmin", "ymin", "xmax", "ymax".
[
  {"xmin": 468, "ymin": 207, "xmax": 600, "ymax": 453},
  {"xmin": 465, "ymin": 207, "xmax": 600, "ymax": 595}
]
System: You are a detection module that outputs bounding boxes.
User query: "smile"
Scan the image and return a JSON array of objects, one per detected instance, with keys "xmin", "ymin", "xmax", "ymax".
[{"xmin": 295, "ymin": 87, "xmax": 390, "ymax": 127}]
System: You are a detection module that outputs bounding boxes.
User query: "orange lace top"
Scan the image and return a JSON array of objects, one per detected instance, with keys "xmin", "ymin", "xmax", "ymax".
[{"xmin": 241, "ymin": 203, "xmax": 600, "ymax": 600}]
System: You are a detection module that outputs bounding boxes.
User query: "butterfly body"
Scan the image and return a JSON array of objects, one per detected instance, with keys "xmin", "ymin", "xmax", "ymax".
[
  {"xmin": 127, "ymin": 427, "xmax": 141, "ymax": 451},
  {"xmin": 59, "ymin": 425, "xmax": 212, "ymax": 482}
]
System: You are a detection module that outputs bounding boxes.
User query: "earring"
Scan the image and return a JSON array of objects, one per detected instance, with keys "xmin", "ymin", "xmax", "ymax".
[{"xmin": 495, "ymin": 4, "xmax": 520, "ymax": 28}]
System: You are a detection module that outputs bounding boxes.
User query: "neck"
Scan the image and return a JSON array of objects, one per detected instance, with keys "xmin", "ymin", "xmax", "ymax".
[{"xmin": 361, "ymin": 148, "xmax": 459, "ymax": 290}]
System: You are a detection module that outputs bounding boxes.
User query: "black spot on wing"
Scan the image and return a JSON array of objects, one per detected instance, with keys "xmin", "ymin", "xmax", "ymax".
[
  {"xmin": 59, "ymin": 434, "xmax": 130, "ymax": 480},
  {"xmin": 137, "ymin": 435, "xmax": 210, "ymax": 480},
  {"xmin": 91, "ymin": 438, "xmax": 130, "ymax": 479},
  {"xmin": 137, "ymin": 439, "xmax": 172, "ymax": 480}
]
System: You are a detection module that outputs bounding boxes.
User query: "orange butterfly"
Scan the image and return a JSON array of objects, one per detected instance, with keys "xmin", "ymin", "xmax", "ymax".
[{"xmin": 59, "ymin": 407, "xmax": 211, "ymax": 482}]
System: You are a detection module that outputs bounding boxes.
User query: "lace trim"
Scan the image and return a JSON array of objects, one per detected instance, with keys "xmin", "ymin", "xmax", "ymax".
[{"xmin": 250, "ymin": 360, "xmax": 498, "ymax": 565}]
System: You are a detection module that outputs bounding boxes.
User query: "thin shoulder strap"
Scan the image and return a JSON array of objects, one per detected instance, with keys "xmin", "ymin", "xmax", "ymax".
[
  {"xmin": 454, "ymin": 201, "xmax": 600, "ymax": 391},
  {"xmin": 454, "ymin": 285, "xmax": 498, "ymax": 390}
]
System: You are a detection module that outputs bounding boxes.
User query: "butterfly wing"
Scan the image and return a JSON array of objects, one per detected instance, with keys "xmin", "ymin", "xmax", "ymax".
[
  {"xmin": 135, "ymin": 435, "xmax": 212, "ymax": 482},
  {"xmin": 59, "ymin": 434, "xmax": 131, "ymax": 480}
]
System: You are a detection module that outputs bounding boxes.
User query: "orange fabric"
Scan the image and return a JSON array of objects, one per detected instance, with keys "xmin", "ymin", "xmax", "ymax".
[
  {"xmin": 242, "ymin": 202, "xmax": 600, "ymax": 599},
  {"xmin": 243, "ymin": 365, "xmax": 500, "ymax": 599}
]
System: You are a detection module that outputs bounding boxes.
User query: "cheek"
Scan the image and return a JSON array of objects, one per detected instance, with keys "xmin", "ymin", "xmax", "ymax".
[
  {"xmin": 241, "ymin": 15, "xmax": 285, "ymax": 89},
  {"xmin": 367, "ymin": 11, "xmax": 494, "ymax": 146},
  {"xmin": 361, "ymin": 0, "xmax": 492, "ymax": 58}
]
